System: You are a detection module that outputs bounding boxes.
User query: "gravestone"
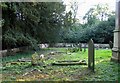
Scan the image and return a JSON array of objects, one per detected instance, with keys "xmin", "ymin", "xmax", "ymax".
[
  {"xmin": 79, "ymin": 43, "xmax": 82, "ymax": 51},
  {"xmin": 88, "ymin": 39, "xmax": 95, "ymax": 72},
  {"xmin": 109, "ymin": 41, "xmax": 113, "ymax": 49},
  {"xmin": 96, "ymin": 45, "xmax": 99, "ymax": 50},
  {"xmin": 84, "ymin": 43, "xmax": 86, "ymax": 52}
]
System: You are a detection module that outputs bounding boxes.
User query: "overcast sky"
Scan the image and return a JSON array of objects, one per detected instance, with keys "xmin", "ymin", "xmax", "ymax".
[{"xmin": 63, "ymin": 0, "xmax": 116, "ymax": 23}]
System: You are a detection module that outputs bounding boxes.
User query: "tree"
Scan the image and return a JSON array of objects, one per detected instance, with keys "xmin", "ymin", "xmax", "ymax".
[
  {"xmin": 1, "ymin": 2, "xmax": 67, "ymax": 49},
  {"xmin": 83, "ymin": 4, "xmax": 114, "ymax": 25},
  {"xmin": 81, "ymin": 15, "xmax": 115, "ymax": 43},
  {"xmin": 70, "ymin": 1, "xmax": 78, "ymax": 23},
  {"xmin": 83, "ymin": 8, "xmax": 99, "ymax": 26}
]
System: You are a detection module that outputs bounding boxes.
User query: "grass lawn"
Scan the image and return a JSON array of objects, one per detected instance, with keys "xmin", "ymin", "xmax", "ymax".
[{"xmin": 1, "ymin": 48, "xmax": 120, "ymax": 82}]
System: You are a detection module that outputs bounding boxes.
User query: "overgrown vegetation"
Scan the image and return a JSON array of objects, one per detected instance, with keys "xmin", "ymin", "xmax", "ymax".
[{"xmin": 1, "ymin": 48, "xmax": 119, "ymax": 81}]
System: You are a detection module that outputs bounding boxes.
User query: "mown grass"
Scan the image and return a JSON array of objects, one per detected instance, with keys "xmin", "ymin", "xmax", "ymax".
[{"xmin": 1, "ymin": 48, "xmax": 120, "ymax": 82}]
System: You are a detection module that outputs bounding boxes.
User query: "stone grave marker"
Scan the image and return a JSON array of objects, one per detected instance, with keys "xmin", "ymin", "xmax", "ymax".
[
  {"xmin": 84, "ymin": 43, "xmax": 86, "ymax": 52},
  {"xmin": 88, "ymin": 39, "xmax": 95, "ymax": 72},
  {"xmin": 96, "ymin": 45, "xmax": 99, "ymax": 50},
  {"xmin": 109, "ymin": 41, "xmax": 113, "ymax": 49},
  {"xmin": 79, "ymin": 43, "xmax": 82, "ymax": 51}
]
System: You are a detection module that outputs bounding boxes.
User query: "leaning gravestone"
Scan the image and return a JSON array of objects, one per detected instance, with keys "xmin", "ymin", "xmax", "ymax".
[{"xmin": 88, "ymin": 39, "xmax": 95, "ymax": 72}]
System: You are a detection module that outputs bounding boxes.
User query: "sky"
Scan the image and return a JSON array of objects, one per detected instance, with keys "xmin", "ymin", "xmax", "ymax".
[{"xmin": 63, "ymin": 0, "xmax": 116, "ymax": 23}]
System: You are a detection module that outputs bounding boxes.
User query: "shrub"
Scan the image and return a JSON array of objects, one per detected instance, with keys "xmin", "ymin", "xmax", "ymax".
[{"xmin": 2, "ymin": 30, "xmax": 38, "ymax": 49}]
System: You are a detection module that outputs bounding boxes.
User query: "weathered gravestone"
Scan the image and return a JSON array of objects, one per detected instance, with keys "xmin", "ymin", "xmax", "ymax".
[
  {"xmin": 96, "ymin": 45, "xmax": 99, "ymax": 50},
  {"xmin": 84, "ymin": 43, "xmax": 87, "ymax": 52},
  {"xmin": 88, "ymin": 39, "xmax": 95, "ymax": 72},
  {"xmin": 79, "ymin": 43, "xmax": 82, "ymax": 51},
  {"xmin": 109, "ymin": 41, "xmax": 113, "ymax": 49}
]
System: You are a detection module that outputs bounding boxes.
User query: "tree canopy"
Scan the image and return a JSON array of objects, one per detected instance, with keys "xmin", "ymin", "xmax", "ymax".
[
  {"xmin": 1, "ymin": 2, "xmax": 69, "ymax": 49},
  {"xmin": 1, "ymin": 2, "xmax": 115, "ymax": 49}
]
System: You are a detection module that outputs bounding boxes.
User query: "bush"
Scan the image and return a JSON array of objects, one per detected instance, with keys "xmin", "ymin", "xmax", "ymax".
[
  {"xmin": 62, "ymin": 15, "xmax": 115, "ymax": 43},
  {"xmin": 3, "ymin": 30, "xmax": 17, "ymax": 49},
  {"xmin": 2, "ymin": 30, "xmax": 38, "ymax": 49}
]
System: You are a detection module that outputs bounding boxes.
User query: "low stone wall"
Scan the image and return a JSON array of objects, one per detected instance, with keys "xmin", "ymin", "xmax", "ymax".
[
  {"xmin": 0, "ymin": 43, "xmax": 110, "ymax": 57},
  {"xmin": 0, "ymin": 44, "xmax": 49, "ymax": 57},
  {"xmin": 53, "ymin": 43, "xmax": 110, "ymax": 49},
  {"xmin": 0, "ymin": 46, "xmax": 30, "ymax": 57},
  {"xmin": 94, "ymin": 44, "xmax": 110, "ymax": 49}
]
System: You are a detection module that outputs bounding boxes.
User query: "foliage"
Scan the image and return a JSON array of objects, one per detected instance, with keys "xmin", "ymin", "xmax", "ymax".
[
  {"xmin": 1, "ymin": 2, "xmax": 115, "ymax": 49},
  {"xmin": 2, "ymin": 2, "xmax": 69, "ymax": 49},
  {"xmin": 60, "ymin": 4, "xmax": 115, "ymax": 43},
  {"xmin": 82, "ymin": 15, "xmax": 115, "ymax": 43},
  {"xmin": 62, "ymin": 15, "xmax": 115, "ymax": 43},
  {"xmin": 31, "ymin": 52, "xmax": 45, "ymax": 65},
  {"xmin": 2, "ymin": 29, "xmax": 38, "ymax": 49},
  {"xmin": 83, "ymin": 4, "xmax": 114, "ymax": 24},
  {"xmin": 31, "ymin": 52, "xmax": 39, "ymax": 65}
]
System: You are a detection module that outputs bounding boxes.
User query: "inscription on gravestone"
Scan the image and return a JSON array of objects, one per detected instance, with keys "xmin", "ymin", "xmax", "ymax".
[{"xmin": 88, "ymin": 39, "xmax": 95, "ymax": 72}]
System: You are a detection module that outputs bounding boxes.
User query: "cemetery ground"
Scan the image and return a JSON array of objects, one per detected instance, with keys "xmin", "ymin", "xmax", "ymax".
[{"xmin": 1, "ymin": 48, "xmax": 119, "ymax": 81}]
